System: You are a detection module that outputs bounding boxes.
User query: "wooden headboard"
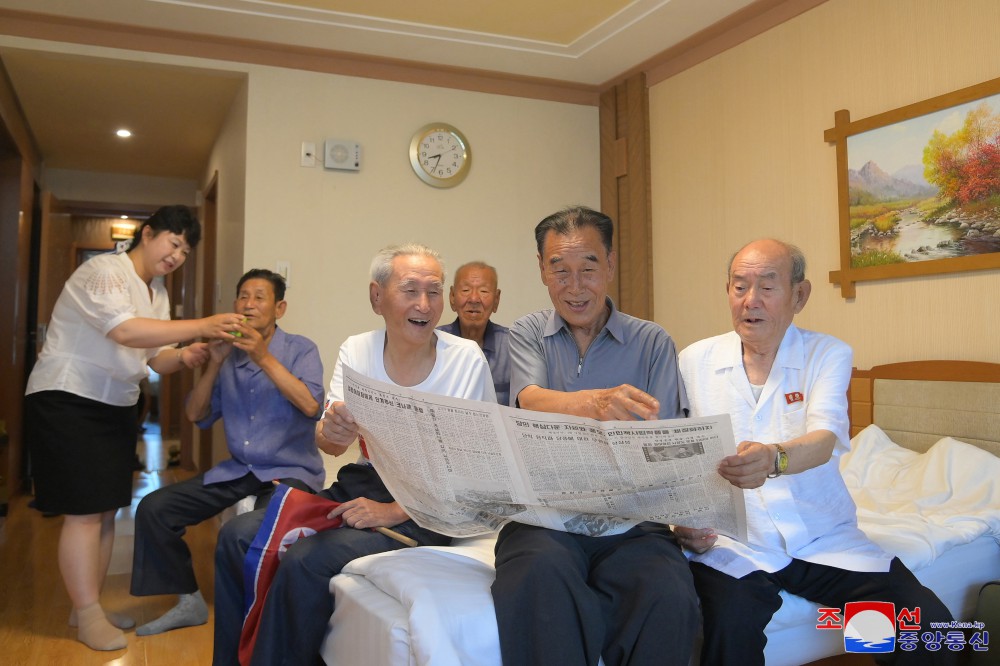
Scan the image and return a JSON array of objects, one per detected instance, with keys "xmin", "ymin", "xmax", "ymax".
[{"xmin": 849, "ymin": 361, "xmax": 1000, "ymax": 457}]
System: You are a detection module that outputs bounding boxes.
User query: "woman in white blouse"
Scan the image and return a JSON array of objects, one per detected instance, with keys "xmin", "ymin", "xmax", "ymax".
[{"xmin": 24, "ymin": 205, "xmax": 243, "ymax": 652}]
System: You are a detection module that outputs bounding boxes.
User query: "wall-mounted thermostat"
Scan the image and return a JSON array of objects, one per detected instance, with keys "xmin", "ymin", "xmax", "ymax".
[{"xmin": 324, "ymin": 139, "xmax": 361, "ymax": 171}]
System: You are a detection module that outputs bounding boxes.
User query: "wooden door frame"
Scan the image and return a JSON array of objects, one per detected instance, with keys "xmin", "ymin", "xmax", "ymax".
[
  {"xmin": 179, "ymin": 172, "xmax": 218, "ymax": 472},
  {"xmin": 0, "ymin": 59, "xmax": 41, "ymax": 501}
]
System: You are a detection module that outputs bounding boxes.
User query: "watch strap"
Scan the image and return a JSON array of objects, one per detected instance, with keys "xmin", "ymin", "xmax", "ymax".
[{"xmin": 767, "ymin": 443, "xmax": 788, "ymax": 478}]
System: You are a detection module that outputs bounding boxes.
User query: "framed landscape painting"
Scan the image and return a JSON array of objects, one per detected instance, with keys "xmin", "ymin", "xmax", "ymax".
[{"xmin": 826, "ymin": 77, "xmax": 1000, "ymax": 298}]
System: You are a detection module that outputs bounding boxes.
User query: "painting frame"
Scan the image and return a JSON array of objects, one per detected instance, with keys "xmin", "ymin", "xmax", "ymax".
[{"xmin": 826, "ymin": 76, "xmax": 1000, "ymax": 298}]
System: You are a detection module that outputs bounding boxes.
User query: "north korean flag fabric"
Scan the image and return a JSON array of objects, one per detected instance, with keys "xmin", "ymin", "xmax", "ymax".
[{"xmin": 239, "ymin": 484, "xmax": 342, "ymax": 666}]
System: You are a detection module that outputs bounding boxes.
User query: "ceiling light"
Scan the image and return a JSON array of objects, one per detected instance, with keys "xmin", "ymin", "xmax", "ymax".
[
  {"xmin": 116, "ymin": 129, "xmax": 132, "ymax": 138},
  {"xmin": 110, "ymin": 220, "xmax": 137, "ymax": 240}
]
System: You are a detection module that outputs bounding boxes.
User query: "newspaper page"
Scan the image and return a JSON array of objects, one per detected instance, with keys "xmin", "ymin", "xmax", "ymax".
[{"xmin": 343, "ymin": 366, "xmax": 747, "ymax": 541}]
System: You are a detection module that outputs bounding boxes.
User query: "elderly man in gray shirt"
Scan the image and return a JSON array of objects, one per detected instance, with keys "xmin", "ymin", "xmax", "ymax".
[{"xmin": 490, "ymin": 206, "xmax": 698, "ymax": 666}]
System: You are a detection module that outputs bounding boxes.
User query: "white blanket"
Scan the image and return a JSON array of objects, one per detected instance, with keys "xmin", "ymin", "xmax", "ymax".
[{"xmin": 840, "ymin": 425, "xmax": 1000, "ymax": 568}]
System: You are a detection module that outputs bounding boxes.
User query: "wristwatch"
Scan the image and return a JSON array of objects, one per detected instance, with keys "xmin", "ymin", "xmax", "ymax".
[{"xmin": 767, "ymin": 444, "xmax": 789, "ymax": 478}]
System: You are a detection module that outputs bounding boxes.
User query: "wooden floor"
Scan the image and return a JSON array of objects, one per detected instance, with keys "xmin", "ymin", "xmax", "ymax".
[
  {"xmin": 0, "ymin": 422, "xmax": 881, "ymax": 666},
  {"xmin": 0, "ymin": 422, "xmax": 217, "ymax": 665}
]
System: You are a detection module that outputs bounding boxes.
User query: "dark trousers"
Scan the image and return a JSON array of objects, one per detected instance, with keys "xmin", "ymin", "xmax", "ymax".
[
  {"xmin": 212, "ymin": 464, "xmax": 451, "ymax": 666},
  {"xmin": 130, "ymin": 472, "xmax": 311, "ymax": 596},
  {"xmin": 692, "ymin": 557, "xmax": 958, "ymax": 666},
  {"xmin": 491, "ymin": 522, "xmax": 699, "ymax": 666}
]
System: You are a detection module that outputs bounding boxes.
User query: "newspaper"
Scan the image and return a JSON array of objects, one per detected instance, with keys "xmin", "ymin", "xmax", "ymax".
[{"xmin": 344, "ymin": 366, "xmax": 747, "ymax": 541}]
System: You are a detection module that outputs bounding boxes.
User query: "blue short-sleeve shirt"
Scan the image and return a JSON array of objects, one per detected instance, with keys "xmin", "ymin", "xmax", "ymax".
[{"xmin": 198, "ymin": 326, "xmax": 325, "ymax": 491}]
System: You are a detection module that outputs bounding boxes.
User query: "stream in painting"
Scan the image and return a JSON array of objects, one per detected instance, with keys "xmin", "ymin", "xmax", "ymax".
[{"xmin": 855, "ymin": 207, "xmax": 1000, "ymax": 262}]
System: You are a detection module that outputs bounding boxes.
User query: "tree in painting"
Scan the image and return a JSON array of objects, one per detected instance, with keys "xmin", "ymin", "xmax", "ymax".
[{"xmin": 924, "ymin": 103, "xmax": 1000, "ymax": 205}]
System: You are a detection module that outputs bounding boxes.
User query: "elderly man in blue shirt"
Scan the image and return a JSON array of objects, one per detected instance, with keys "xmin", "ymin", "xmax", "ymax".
[
  {"xmin": 437, "ymin": 261, "xmax": 511, "ymax": 405},
  {"xmin": 129, "ymin": 268, "xmax": 324, "ymax": 636}
]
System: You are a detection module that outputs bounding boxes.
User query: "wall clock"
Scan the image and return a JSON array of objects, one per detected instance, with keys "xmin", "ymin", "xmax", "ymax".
[{"xmin": 409, "ymin": 122, "xmax": 471, "ymax": 188}]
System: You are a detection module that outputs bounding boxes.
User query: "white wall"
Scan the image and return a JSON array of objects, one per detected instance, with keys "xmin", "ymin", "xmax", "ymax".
[
  {"xmin": 42, "ymin": 168, "xmax": 198, "ymax": 206},
  {"xmin": 649, "ymin": 0, "xmax": 1000, "ymax": 368},
  {"xmin": 240, "ymin": 66, "xmax": 599, "ymax": 379}
]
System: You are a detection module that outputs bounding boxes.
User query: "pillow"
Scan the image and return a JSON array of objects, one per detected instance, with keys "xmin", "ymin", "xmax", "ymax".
[
  {"xmin": 343, "ymin": 536, "xmax": 502, "ymax": 666},
  {"xmin": 840, "ymin": 424, "xmax": 917, "ymax": 492}
]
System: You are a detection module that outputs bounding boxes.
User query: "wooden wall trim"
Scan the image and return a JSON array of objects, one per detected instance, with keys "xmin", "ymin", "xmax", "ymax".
[
  {"xmin": 599, "ymin": 88, "xmax": 620, "ymax": 305},
  {"xmin": 0, "ymin": 8, "xmax": 599, "ymax": 107},
  {"xmin": 600, "ymin": 72, "xmax": 653, "ymax": 320}
]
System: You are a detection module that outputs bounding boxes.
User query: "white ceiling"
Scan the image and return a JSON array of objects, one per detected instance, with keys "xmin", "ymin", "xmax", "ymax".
[{"xmin": 0, "ymin": 0, "xmax": 764, "ymax": 182}]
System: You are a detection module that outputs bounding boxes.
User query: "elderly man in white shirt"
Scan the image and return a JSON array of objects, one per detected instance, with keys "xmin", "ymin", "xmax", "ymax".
[{"xmin": 674, "ymin": 239, "xmax": 954, "ymax": 666}]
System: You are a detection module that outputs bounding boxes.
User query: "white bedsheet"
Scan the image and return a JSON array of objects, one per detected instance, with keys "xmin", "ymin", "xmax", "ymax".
[
  {"xmin": 333, "ymin": 427, "xmax": 1000, "ymax": 665},
  {"xmin": 841, "ymin": 425, "xmax": 1000, "ymax": 568}
]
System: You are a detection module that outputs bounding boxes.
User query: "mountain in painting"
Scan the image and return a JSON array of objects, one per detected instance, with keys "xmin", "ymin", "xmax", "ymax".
[{"xmin": 848, "ymin": 160, "xmax": 936, "ymax": 201}]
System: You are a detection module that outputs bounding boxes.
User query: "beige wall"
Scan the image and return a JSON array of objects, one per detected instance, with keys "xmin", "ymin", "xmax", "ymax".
[
  {"xmin": 203, "ymin": 78, "xmax": 248, "ymax": 316},
  {"xmin": 240, "ymin": 66, "xmax": 597, "ymax": 378},
  {"xmin": 649, "ymin": 0, "xmax": 1000, "ymax": 369}
]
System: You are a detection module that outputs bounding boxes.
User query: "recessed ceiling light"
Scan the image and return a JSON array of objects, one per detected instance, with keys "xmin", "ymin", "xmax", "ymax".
[
  {"xmin": 116, "ymin": 129, "xmax": 132, "ymax": 138},
  {"xmin": 121, "ymin": 215, "xmax": 129, "ymax": 219}
]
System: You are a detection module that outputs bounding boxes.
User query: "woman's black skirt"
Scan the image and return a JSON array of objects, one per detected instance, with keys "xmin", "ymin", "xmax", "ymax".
[{"xmin": 25, "ymin": 390, "xmax": 138, "ymax": 515}]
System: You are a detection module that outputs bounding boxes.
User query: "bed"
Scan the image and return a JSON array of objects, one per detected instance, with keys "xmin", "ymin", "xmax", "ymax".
[{"xmin": 319, "ymin": 360, "xmax": 1000, "ymax": 666}]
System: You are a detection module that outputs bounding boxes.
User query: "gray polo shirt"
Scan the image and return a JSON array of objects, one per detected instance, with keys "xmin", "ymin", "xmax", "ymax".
[{"xmin": 508, "ymin": 298, "xmax": 688, "ymax": 417}]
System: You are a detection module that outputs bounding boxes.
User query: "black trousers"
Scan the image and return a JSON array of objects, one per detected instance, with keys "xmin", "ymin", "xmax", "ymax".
[
  {"xmin": 491, "ymin": 522, "xmax": 699, "ymax": 666},
  {"xmin": 130, "ymin": 472, "xmax": 311, "ymax": 596},
  {"xmin": 691, "ymin": 557, "xmax": 958, "ymax": 665}
]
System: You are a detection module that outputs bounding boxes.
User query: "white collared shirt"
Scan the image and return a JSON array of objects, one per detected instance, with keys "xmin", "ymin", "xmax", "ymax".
[
  {"xmin": 679, "ymin": 325, "xmax": 891, "ymax": 577},
  {"xmin": 26, "ymin": 252, "xmax": 171, "ymax": 406}
]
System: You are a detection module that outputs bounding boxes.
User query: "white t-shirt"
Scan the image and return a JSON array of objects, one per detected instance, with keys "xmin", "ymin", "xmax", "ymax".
[
  {"xmin": 679, "ymin": 325, "xmax": 892, "ymax": 578},
  {"xmin": 26, "ymin": 252, "xmax": 172, "ymax": 406},
  {"xmin": 327, "ymin": 328, "xmax": 497, "ymax": 463}
]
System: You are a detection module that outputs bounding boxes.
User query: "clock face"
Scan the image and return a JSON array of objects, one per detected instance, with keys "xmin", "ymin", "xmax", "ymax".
[{"xmin": 409, "ymin": 123, "xmax": 471, "ymax": 188}]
